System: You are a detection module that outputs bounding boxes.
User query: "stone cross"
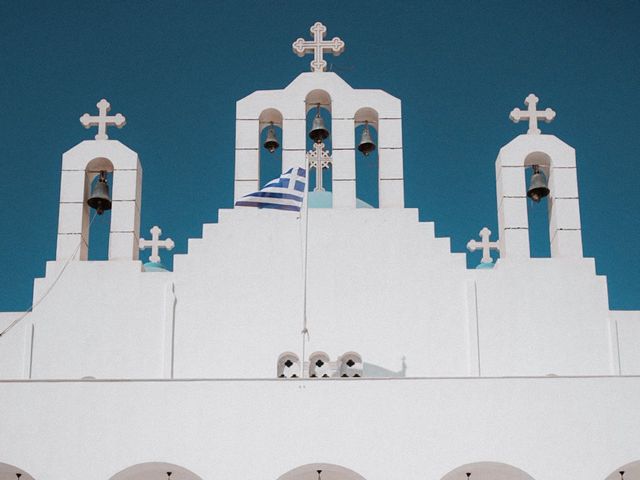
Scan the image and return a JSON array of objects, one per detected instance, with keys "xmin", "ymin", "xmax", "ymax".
[
  {"xmin": 306, "ymin": 142, "xmax": 332, "ymax": 192},
  {"xmin": 467, "ymin": 227, "xmax": 500, "ymax": 264},
  {"xmin": 80, "ymin": 99, "xmax": 126, "ymax": 140},
  {"xmin": 139, "ymin": 226, "xmax": 175, "ymax": 263},
  {"xmin": 292, "ymin": 22, "xmax": 345, "ymax": 72},
  {"xmin": 509, "ymin": 93, "xmax": 555, "ymax": 135}
]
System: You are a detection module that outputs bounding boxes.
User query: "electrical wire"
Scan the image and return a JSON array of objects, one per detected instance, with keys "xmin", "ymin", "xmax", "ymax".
[{"xmin": 0, "ymin": 212, "xmax": 98, "ymax": 338}]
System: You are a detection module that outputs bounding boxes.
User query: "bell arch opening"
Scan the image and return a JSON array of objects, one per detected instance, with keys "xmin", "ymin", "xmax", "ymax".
[
  {"xmin": 278, "ymin": 463, "xmax": 367, "ymax": 480},
  {"xmin": 85, "ymin": 157, "xmax": 115, "ymax": 261},
  {"xmin": 604, "ymin": 460, "xmax": 640, "ymax": 480},
  {"xmin": 524, "ymin": 151, "xmax": 552, "ymax": 258},
  {"xmin": 305, "ymin": 90, "xmax": 333, "ymax": 193},
  {"xmin": 440, "ymin": 461, "xmax": 536, "ymax": 480},
  {"xmin": 258, "ymin": 108, "xmax": 284, "ymax": 188},
  {"xmin": 108, "ymin": 461, "xmax": 203, "ymax": 480},
  {"xmin": 354, "ymin": 107, "xmax": 379, "ymax": 208},
  {"xmin": 0, "ymin": 462, "xmax": 36, "ymax": 479}
]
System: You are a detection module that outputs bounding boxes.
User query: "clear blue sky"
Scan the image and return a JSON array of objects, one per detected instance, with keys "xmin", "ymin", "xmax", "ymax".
[{"xmin": 0, "ymin": 1, "xmax": 638, "ymax": 310}]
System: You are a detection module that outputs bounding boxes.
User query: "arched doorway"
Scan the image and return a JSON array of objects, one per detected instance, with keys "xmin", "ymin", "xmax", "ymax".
[
  {"xmin": 441, "ymin": 461, "xmax": 535, "ymax": 480},
  {"xmin": 0, "ymin": 461, "xmax": 36, "ymax": 480},
  {"xmin": 605, "ymin": 460, "xmax": 640, "ymax": 480},
  {"xmin": 278, "ymin": 463, "xmax": 366, "ymax": 480},
  {"xmin": 108, "ymin": 462, "xmax": 202, "ymax": 480}
]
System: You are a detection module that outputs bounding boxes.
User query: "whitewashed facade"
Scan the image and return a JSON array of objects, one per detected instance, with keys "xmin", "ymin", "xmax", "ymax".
[{"xmin": 0, "ymin": 23, "xmax": 639, "ymax": 480}]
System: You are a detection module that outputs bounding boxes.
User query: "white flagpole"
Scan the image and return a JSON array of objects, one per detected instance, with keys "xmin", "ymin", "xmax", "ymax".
[{"xmin": 301, "ymin": 154, "xmax": 311, "ymax": 378}]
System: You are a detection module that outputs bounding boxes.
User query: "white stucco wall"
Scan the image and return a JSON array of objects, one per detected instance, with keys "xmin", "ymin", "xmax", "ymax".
[
  {"xmin": 0, "ymin": 376, "xmax": 638, "ymax": 480},
  {"xmin": 1, "ymin": 206, "xmax": 631, "ymax": 381},
  {"xmin": 611, "ymin": 310, "xmax": 640, "ymax": 375}
]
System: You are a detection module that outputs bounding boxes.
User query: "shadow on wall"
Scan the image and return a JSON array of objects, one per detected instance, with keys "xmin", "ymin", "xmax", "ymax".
[{"xmin": 363, "ymin": 358, "xmax": 406, "ymax": 378}]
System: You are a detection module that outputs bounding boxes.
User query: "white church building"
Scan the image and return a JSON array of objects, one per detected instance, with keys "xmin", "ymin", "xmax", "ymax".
[{"xmin": 0, "ymin": 22, "xmax": 639, "ymax": 480}]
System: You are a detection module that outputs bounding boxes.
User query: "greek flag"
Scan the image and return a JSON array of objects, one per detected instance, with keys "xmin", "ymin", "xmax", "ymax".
[{"xmin": 235, "ymin": 167, "xmax": 306, "ymax": 212}]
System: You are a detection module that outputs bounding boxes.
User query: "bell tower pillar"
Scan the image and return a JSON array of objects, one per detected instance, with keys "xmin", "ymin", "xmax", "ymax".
[
  {"xmin": 56, "ymin": 99, "xmax": 142, "ymax": 261},
  {"xmin": 234, "ymin": 22, "xmax": 405, "ymax": 209},
  {"xmin": 496, "ymin": 94, "xmax": 583, "ymax": 259}
]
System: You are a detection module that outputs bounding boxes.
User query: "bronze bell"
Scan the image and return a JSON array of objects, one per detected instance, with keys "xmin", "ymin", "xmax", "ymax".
[
  {"xmin": 87, "ymin": 171, "xmax": 112, "ymax": 215},
  {"xmin": 263, "ymin": 122, "xmax": 279, "ymax": 153},
  {"xmin": 527, "ymin": 165, "xmax": 550, "ymax": 202},
  {"xmin": 357, "ymin": 120, "xmax": 376, "ymax": 156},
  {"xmin": 309, "ymin": 104, "xmax": 329, "ymax": 143}
]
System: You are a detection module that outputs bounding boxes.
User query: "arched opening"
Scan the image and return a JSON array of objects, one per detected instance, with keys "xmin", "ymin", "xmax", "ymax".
[
  {"xmin": 604, "ymin": 460, "xmax": 640, "ymax": 480},
  {"xmin": 259, "ymin": 108, "xmax": 284, "ymax": 188},
  {"xmin": 308, "ymin": 351, "xmax": 332, "ymax": 378},
  {"xmin": 108, "ymin": 462, "xmax": 203, "ymax": 480},
  {"xmin": 277, "ymin": 351, "xmax": 301, "ymax": 378},
  {"xmin": 354, "ymin": 107, "xmax": 379, "ymax": 208},
  {"xmin": 85, "ymin": 157, "xmax": 114, "ymax": 261},
  {"xmin": 440, "ymin": 461, "xmax": 536, "ymax": 480},
  {"xmin": 524, "ymin": 152, "xmax": 552, "ymax": 258},
  {"xmin": 278, "ymin": 463, "xmax": 366, "ymax": 480},
  {"xmin": 305, "ymin": 90, "xmax": 332, "ymax": 194},
  {"xmin": 0, "ymin": 461, "xmax": 36, "ymax": 479},
  {"xmin": 338, "ymin": 351, "xmax": 363, "ymax": 377}
]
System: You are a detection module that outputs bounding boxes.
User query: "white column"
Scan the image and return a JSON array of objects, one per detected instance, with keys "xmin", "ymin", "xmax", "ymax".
[
  {"xmin": 496, "ymin": 161, "xmax": 530, "ymax": 259},
  {"xmin": 548, "ymin": 166, "xmax": 583, "ymax": 258},
  {"xmin": 56, "ymin": 169, "xmax": 91, "ymax": 260},
  {"xmin": 109, "ymin": 167, "xmax": 142, "ymax": 261},
  {"xmin": 378, "ymin": 117, "xmax": 404, "ymax": 207},
  {"xmin": 234, "ymin": 119, "xmax": 260, "ymax": 202},
  {"xmin": 331, "ymin": 117, "xmax": 356, "ymax": 208}
]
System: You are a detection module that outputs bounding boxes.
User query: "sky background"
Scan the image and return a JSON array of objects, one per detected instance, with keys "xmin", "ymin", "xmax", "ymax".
[{"xmin": 0, "ymin": 1, "xmax": 638, "ymax": 311}]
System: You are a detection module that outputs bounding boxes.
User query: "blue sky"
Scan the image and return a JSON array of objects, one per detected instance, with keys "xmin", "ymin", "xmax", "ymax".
[{"xmin": 0, "ymin": 1, "xmax": 638, "ymax": 310}]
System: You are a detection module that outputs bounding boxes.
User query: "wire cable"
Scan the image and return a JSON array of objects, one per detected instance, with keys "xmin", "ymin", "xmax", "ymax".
[{"xmin": 0, "ymin": 212, "xmax": 98, "ymax": 338}]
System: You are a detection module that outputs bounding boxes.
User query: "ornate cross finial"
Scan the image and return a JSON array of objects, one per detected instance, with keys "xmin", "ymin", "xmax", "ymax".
[
  {"xmin": 467, "ymin": 227, "xmax": 500, "ymax": 264},
  {"xmin": 80, "ymin": 99, "xmax": 126, "ymax": 140},
  {"xmin": 139, "ymin": 226, "xmax": 175, "ymax": 263},
  {"xmin": 292, "ymin": 22, "xmax": 345, "ymax": 72},
  {"xmin": 509, "ymin": 93, "xmax": 555, "ymax": 135},
  {"xmin": 306, "ymin": 142, "xmax": 332, "ymax": 191}
]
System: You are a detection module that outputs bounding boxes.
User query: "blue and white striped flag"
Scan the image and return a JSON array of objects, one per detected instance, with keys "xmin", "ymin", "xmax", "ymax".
[{"xmin": 235, "ymin": 167, "xmax": 306, "ymax": 212}]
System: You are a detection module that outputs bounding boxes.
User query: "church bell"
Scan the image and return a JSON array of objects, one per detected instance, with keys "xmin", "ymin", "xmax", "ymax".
[
  {"xmin": 309, "ymin": 104, "xmax": 329, "ymax": 143},
  {"xmin": 87, "ymin": 171, "xmax": 112, "ymax": 215},
  {"xmin": 527, "ymin": 165, "xmax": 550, "ymax": 202},
  {"xmin": 357, "ymin": 121, "xmax": 376, "ymax": 156},
  {"xmin": 263, "ymin": 122, "xmax": 279, "ymax": 153}
]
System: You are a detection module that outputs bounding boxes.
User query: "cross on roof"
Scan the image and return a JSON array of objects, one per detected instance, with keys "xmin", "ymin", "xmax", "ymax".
[
  {"xmin": 79, "ymin": 99, "xmax": 126, "ymax": 140},
  {"xmin": 139, "ymin": 226, "xmax": 175, "ymax": 264},
  {"xmin": 509, "ymin": 93, "xmax": 556, "ymax": 135},
  {"xmin": 306, "ymin": 142, "xmax": 332, "ymax": 192},
  {"xmin": 467, "ymin": 227, "xmax": 500, "ymax": 264},
  {"xmin": 292, "ymin": 22, "xmax": 345, "ymax": 73}
]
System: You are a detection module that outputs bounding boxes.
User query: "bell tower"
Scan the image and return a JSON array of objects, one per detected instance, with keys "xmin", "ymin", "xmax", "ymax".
[
  {"xmin": 496, "ymin": 94, "xmax": 583, "ymax": 259},
  {"xmin": 56, "ymin": 99, "xmax": 142, "ymax": 261},
  {"xmin": 233, "ymin": 22, "xmax": 405, "ymax": 208}
]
